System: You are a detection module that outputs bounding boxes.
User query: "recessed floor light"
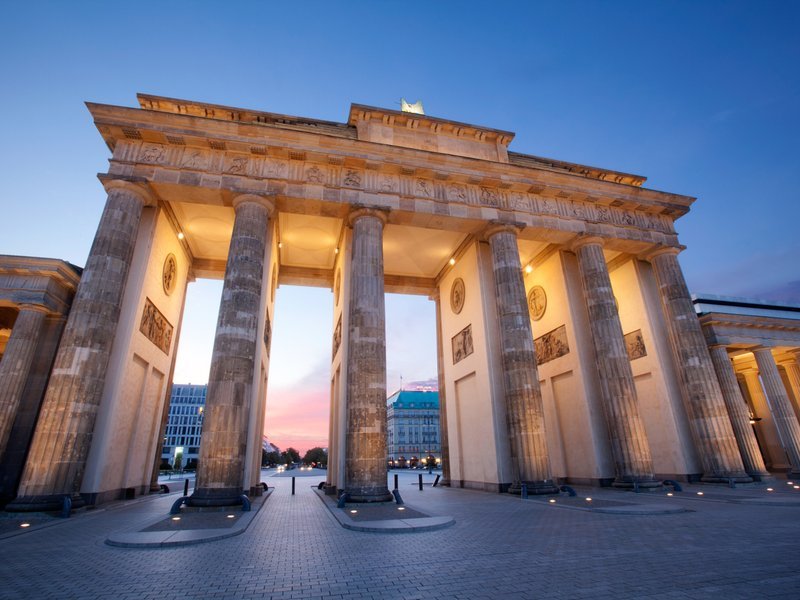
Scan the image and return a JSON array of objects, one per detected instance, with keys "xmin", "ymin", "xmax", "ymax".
[
  {"xmin": 20, "ymin": 523, "xmax": 30, "ymax": 528},
  {"xmin": 171, "ymin": 516, "xmax": 181, "ymax": 521}
]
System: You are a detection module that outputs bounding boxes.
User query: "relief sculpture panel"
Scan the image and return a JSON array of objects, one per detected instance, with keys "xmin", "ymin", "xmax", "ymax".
[
  {"xmin": 140, "ymin": 297, "xmax": 174, "ymax": 355},
  {"xmin": 451, "ymin": 324, "xmax": 474, "ymax": 364},
  {"xmin": 534, "ymin": 324, "xmax": 569, "ymax": 366}
]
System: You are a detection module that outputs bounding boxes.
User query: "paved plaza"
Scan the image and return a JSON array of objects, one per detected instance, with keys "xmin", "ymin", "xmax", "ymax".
[{"xmin": 1, "ymin": 471, "xmax": 799, "ymax": 599}]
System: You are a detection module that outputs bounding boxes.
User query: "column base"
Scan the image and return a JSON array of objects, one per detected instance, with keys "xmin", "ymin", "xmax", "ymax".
[
  {"xmin": 344, "ymin": 486, "xmax": 393, "ymax": 503},
  {"xmin": 188, "ymin": 487, "xmax": 245, "ymax": 507},
  {"xmin": 508, "ymin": 480, "xmax": 560, "ymax": 495},
  {"xmin": 746, "ymin": 471, "xmax": 774, "ymax": 482},
  {"xmin": 5, "ymin": 493, "xmax": 86, "ymax": 513},
  {"xmin": 612, "ymin": 476, "xmax": 662, "ymax": 490},
  {"xmin": 700, "ymin": 472, "xmax": 753, "ymax": 484}
]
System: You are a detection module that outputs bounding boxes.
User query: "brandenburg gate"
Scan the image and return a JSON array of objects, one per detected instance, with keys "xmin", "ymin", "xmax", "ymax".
[{"xmin": 4, "ymin": 93, "xmax": 799, "ymax": 510}]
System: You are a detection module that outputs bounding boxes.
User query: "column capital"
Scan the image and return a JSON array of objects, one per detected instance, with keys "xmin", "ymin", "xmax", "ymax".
[
  {"xmin": 16, "ymin": 303, "xmax": 50, "ymax": 315},
  {"xmin": 568, "ymin": 234, "xmax": 605, "ymax": 253},
  {"xmin": 101, "ymin": 179, "xmax": 157, "ymax": 207},
  {"xmin": 232, "ymin": 193, "xmax": 275, "ymax": 214},
  {"xmin": 641, "ymin": 245, "xmax": 684, "ymax": 262},
  {"xmin": 481, "ymin": 220, "xmax": 523, "ymax": 241},
  {"xmin": 347, "ymin": 206, "xmax": 389, "ymax": 227}
]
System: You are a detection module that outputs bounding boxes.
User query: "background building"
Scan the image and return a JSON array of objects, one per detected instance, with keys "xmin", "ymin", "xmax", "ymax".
[
  {"xmin": 161, "ymin": 384, "xmax": 207, "ymax": 470},
  {"xmin": 386, "ymin": 389, "xmax": 440, "ymax": 468}
]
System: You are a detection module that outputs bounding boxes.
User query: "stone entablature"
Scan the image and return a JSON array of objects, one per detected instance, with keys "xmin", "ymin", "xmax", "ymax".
[
  {"xmin": 89, "ymin": 97, "xmax": 691, "ymax": 255},
  {"xmin": 695, "ymin": 295, "xmax": 800, "ymax": 349},
  {"xmin": 0, "ymin": 256, "xmax": 82, "ymax": 315}
]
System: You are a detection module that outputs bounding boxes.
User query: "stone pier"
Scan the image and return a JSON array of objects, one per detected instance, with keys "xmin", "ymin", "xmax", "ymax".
[
  {"xmin": 650, "ymin": 250, "xmax": 750, "ymax": 482},
  {"xmin": 487, "ymin": 224, "xmax": 557, "ymax": 494},
  {"xmin": 190, "ymin": 195, "xmax": 273, "ymax": 507},
  {"xmin": 7, "ymin": 182, "xmax": 150, "ymax": 511},
  {"xmin": 344, "ymin": 208, "xmax": 392, "ymax": 503},
  {"xmin": 573, "ymin": 238, "xmax": 658, "ymax": 487}
]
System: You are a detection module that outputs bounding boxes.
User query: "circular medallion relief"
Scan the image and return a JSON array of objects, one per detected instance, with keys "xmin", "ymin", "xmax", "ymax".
[
  {"xmin": 450, "ymin": 278, "xmax": 465, "ymax": 314},
  {"xmin": 334, "ymin": 269, "xmax": 341, "ymax": 307},
  {"xmin": 162, "ymin": 254, "xmax": 177, "ymax": 296},
  {"xmin": 527, "ymin": 285, "xmax": 547, "ymax": 321}
]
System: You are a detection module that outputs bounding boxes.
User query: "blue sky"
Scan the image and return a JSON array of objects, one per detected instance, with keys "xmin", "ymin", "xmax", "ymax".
[{"xmin": 2, "ymin": 1, "xmax": 798, "ymax": 450}]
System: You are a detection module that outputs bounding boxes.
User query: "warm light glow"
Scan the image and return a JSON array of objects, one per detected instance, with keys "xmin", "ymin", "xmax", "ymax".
[
  {"xmin": 794, "ymin": 486, "xmax": 799, "ymax": 490},
  {"xmin": 667, "ymin": 493, "xmax": 673, "ymax": 497},
  {"xmin": 697, "ymin": 492, "xmax": 704, "ymax": 496},
  {"xmin": 525, "ymin": 265, "xmax": 533, "ymax": 274},
  {"xmin": 585, "ymin": 497, "xmax": 592, "ymax": 502},
  {"xmin": 20, "ymin": 523, "xmax": 30, "ymax": 528},
  {"xmin": 349, "ymin": 509, "xmax": 357, "ymax": 514},
  {"xmin": 767, "ymin": 488, "xmax": 774, "ymax": 492},
  {"xmin": 334, "ymin": 247, "xmax": 339, "ymax": 254},
  {"xmin": 172, "ymin": 516, "xmax": 181, "ymax": 521},
  {"xmin": 227, "ymin": 514, "xmax": 235, "ymax": 519},
  {"xmin": 449, "ymin": 258, "xmax": 456, "ymax": 266},
  {"xmin": 177, "ymin": 232, "xmax": 185, "ymax": 240},
  {"xmin": 278, "ymin": 242, "xmax": 283, "ymax": 249},
  {"xmin": 398, "ymin": 507, "xmax": 405, "ymax": 511},
  {"xmin": 788, "ymin": 482, "xmax": 794, "ymax": 485},
  {"xmin": 549, "ymin": 499, "xmax": 556, "ymax": 503}
]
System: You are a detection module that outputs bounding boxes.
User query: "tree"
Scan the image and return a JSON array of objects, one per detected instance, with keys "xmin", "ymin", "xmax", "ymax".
[
  {"xmin": 303, "ymin": 447, "xmax": 327, "ymax": 467},
  {"xmin": 281, "ymin": 447, "xmax": 300, "ymax": 465}
]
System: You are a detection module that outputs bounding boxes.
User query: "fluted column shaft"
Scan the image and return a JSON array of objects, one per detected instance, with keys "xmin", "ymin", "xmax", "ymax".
[
  {"xmin": 344, "ymin": 208, "xmax": 392, "ymax": 502},
  {"xmin": 753, "ymin": 348, "xmax": 800, "ymax": 476},
  {"xmin": 781, "ymin": 359, "xmax": 800, "ymax": 422},
  {"xmin": 9, "ymin": 184, "xmax": 147, "ymax": 510},
  {"xmin": 708, "ymin": 346, "xmax": 770, "ymax": 479},
  {"xmin": 574, "ymin": 239, "xmax": 656, "ymax": 486},
  {"xmin": 191, "ymin": 196, "xmax": 272, "ymax": 506},
  {"xmin": 0, "ymin": 305, "xmax": 48, "ymax": 460},
  {"xmin": 650, "ymin": 250, "xmax": 750, "ymax": 482},
  {"xmin": 487, "ymin": 225, "xmax": 556, "ymax": 494}
]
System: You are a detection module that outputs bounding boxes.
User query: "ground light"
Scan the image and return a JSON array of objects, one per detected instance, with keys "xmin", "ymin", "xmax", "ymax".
[
  {"xmin": 227, "ymin": 514, "xmax": 235, "ymax": 519},
  {"xmin": 172, "ymin": 516, "xmax": 181, "ymax": 521},
  {"xmin": 398, "ymin": 507, "xmax": 405, "ymax": 511},
  {"xmin": 667, "ymin": 493, "xmax": 673, "ymax": 497},
  {"xmin": 585, "ymin": 497, "xmax": 592, "ymax": 502},
  {"xmin": 349, "ymin": 510, "xmax": 357, "ymax": 514},
  {"xmin": 767, "ymin": 488, "xmax": 774, "ymax": 492},
  {"xmin": 697, "ymin": 492, "xmax": 704, "ymax": 496},
  {"xmin": 549, "ymin": 499, "xmax": 556, "ymax": 504},
  {"xmin": 20, "ymin": 523, "xmax": 30, "ymax": 528}
]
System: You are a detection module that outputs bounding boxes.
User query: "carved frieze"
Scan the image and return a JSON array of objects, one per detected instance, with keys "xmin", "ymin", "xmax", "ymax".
[
  {"xmin": 480, "ymin": 187, "xmax": 502, "ymax": 208},
  {"xmin": 342, "ymin": 169, "xmax": 362, "ymax": 188},
  {"xmin": 451, "ymin": 324, "xmax": 474, "ymax": 364},
  {"xmin": 264, "ymin": 313, "xmax": 272, "ymax": 354},
  {"xmin": 305, "ymin": 165, "xmax": 325, "ymax": 184},
  {"xmin": 224, "ymin": 155, "xmax": 249, "ymax": 175},
  {"xmin": 416, "ymin": 178, "xmax": 433, "ymax": 198},
  {"xmin": 624, "ymin": 329, "xmax": 647, "ymax": 360},
  {"xmin": 534, "ymin": 325, "xmax": 569, "ymax": 366},
  {"xmin": 332, "ymin": 314, "xmax": 342, "ymax": 359},
  {"xmin": 140, "ymin": 144, "xmax": 167, "ymax": 164},
  {"xmin": 140, "ymin": 297, "xmax": 174, "ymax": 355}
]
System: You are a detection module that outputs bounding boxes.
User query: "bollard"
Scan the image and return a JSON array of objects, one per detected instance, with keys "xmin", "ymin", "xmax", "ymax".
[
  {"xmin": 418, "ymin": 474, "xmax": 423, "ymax": 491},
  {"xmin": 183, "ymin": 478, "xmax": 189, "ymax": 497},
  {"xmin": 728, "ymin": 478, "xmax": 736, "ymax": 489},
  {"xmin": 433, "ymin": 475, "xmax": 440, "ymax": 487},
  {"xmin": 634, "ymin": 481, "xmax": 640, "ymax": 493},
  {"xmin": 394, "ymin": 473, "xmax": 399, "ymax": 490},
  {"xmin": 521, "ymin": 484, "xmax": 528, "ymax": 499},
  {"xmin": 337, "ymin": 492, "xmax": 349, "ymax": 508},
  {"xmin": 392, "ymin": 489, "xmax": 404, "ymax": 505},
  {"xmin": 663, "ymin": 479, "xmax": 683, "ymax": 492},
  {"xmin": 240, "ymin": 495, "xmax": 251, "ymax": 512},
  {"xmin": 559, "ymin": 485, "xmax": 577, "ymax": 497},
  {"xmin": 60, "ymin": 495, "xmax": 72, "ymax": 518},
  {"xmin": 292, "ymin": 476, "xmax": 296, "ymax": 495}
]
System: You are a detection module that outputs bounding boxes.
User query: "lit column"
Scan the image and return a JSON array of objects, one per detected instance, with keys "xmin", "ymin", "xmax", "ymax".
[
  {"xmin": 8, "ymin": 182, "xmax": 151, "ymax": 511},
  {"xmin": 432, "ymin": 290, "xmax": 451, "ymax": 485},
  {"xmin": 780, "ymin": 356, "xmax": 800, "ymax": 422},
  {"xmin": 708, "ymin": 345, "xmax": 770, "ymax": 480},
  {"xmin": 0, "ymin": 304, "xmax": 48, "ymax": 460},
  {"xmin": 649, "ymin": 248, "xmax": 750, "ymax": 482},
  {"xmin": 486, "ymin": 223, "xmax": 557, "ymax": 494},
  {"xmin": 572, "ymin": 237, "xmax": 657, "ymax": 487},
  {"xmin": 190, "ymin": 194, "xmax": 273, "ymax": 507},
  {"xmin": 344, "ymin": 207, "xmax": 393, "ymax": 502},
  {"xmin": 753, "ymin": 348, "xmax": 800, "ymax": 477}
]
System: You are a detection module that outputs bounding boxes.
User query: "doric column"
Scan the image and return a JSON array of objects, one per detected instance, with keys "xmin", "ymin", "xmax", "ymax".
[
  {"xmin": 753, "ymin": 348, "xmax": 800, "ymax": 477},
  {"xmin": 432, "ymin": 291, "xmax": 451, "ymax": 486},
  {"xmin": 708, "ymin": 346, "xmax": 770, "ymax": 480},
  {"xmin": 190, "ymin": 195, "xmax": 273, "ymax": 507},
  {"xmin": 780, "ymin": 357, "xmax": 800, "ymax": 422},
  {"xmin": 486, "ymin": 223, "xmax": 557, "ymax": 494},
  {"xmin": 344, "ymin": 207, "xmax": 392, "ymax": 502},
  {"xmin": 8, "ymin": 182, "xmax": 151, "ymax": 511},
  {"xmin": 649, "ymin": 248, "xmax": 750, "ymax": 482},
  {"xmin": 572, "ymin": 237, "xmax": 657, "ymax": 487},
  {"xmin": 0, "ymin": 304, "xmax": 48, "ymax": 460}
]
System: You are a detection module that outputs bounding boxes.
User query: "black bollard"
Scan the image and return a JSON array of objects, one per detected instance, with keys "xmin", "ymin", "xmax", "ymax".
[
  {"xmin": 433, "ymin": 475, "xmax": 440, "ymax": 487},
  {"xmin": 292, "ymin": 476, "xmax": 296, "ymax": 495},
  {"xmin": 183, "ymin": 478, "xmax": 189, "ymax": 497},
  {"xmin": 394, "ymin": 473, "xmax": 399, "ymax": 490},
  {"xmin": 521, "ymin": 483, "xmax": 528, "ymax": 499},
  {"xmin": 418, "ymin": 474, "xmax": 423, "ymax": 491}
]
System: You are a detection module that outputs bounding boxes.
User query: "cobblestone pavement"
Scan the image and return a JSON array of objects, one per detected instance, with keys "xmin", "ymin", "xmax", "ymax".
[{"xmin": 1, "ymin": 473, "xmax": 799, "ymax": 599}]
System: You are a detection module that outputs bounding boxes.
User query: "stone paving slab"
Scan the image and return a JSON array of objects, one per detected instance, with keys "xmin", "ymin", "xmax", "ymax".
[
  {"xmin": 105, "ymin": 491, "xmax": 270, "ymax": 548},
  {"xmin": 313, "ymin": 487, "xmax": 455, "ymax": 533}
]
